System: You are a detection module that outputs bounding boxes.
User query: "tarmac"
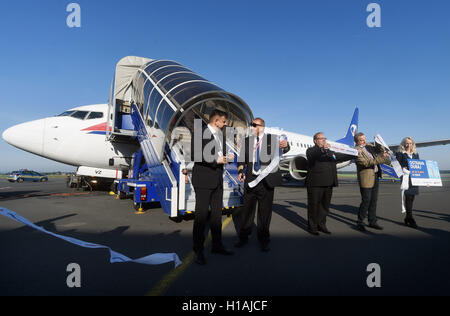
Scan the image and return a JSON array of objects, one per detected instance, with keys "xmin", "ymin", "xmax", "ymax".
[{"xmin": 0, "ymin": 177, "xmax": 449, "ymax": 296}]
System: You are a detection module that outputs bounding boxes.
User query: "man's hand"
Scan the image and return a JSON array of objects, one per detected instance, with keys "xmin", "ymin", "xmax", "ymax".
[
  {"xmin": 238, "ymin": 173, "xmax": 245, "ymax": 182},
  {"xmin": 279, "ymin": 139, "xmax": 288, "ymax": 148},
  {"xmin": 217, "ymin": 156, "xmax": 227, "ymax": 164},
  {"xmin": 227, "ymin": 153, "xmax": 236, "ymax": 161}
]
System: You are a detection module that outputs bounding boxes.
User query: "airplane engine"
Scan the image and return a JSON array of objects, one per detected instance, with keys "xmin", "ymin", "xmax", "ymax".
[{"xmin": 288, "ymin": 155, "xmax": 309, "ymax": 180}]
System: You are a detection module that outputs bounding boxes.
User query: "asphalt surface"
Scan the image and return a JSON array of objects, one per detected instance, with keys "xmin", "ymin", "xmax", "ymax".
[{"xmin": 0, "ymin": 177, "xmax": 449, "ymax": 296}]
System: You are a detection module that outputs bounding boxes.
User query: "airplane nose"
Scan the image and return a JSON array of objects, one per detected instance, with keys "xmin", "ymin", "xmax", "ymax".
[{"xmin": 2, "ymin": 119, "xmax": 45, "ymax": 156}]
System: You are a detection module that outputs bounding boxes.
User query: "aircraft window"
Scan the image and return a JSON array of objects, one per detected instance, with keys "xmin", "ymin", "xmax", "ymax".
[
  {"xmin": 87, "ymin": 112, "xmax": 104, "ymax": 120},
  {"xmin": 57, "ymin": 110, "xmax": 75, "ymax": 117},
  {"xmin": 71, "ymin": 111, "xmax": 89, "ymax": 120}
]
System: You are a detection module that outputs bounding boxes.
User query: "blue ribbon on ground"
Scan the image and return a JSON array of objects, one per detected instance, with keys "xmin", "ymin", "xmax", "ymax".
[{"xmin": 0, "ymin": 207, "xmax": 182, "ymax": 268}]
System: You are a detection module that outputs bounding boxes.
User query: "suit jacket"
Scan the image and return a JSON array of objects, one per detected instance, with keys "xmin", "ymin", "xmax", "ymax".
[
  {"xmin": 305, "ymin": 145, "xmax": 354, "ymax": 187},
  {"xmin": 355, "ymin": 143, "xmax": 390, "ymax": 189},
  {"xmin": 238, "ymin": 134, "xmax": 290, "ymax": 189},
  {"xmin": 395, "ymin": 151, "xmax": 420, "ymax": 195},
  {"xmin": 190, "ymin": 126, "xmax": 224, "ymax": 189}
]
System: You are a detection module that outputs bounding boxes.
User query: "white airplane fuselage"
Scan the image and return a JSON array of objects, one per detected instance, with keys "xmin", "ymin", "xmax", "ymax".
[
  {"xmin": 2, "ymin": 104, "xmax": 138, "ymax": 173},
  {"xmin": 2, "ymin": 104, "xmax": 353, "ymax": 181}
]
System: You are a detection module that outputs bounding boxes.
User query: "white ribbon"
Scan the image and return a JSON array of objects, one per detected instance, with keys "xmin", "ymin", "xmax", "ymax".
[
  {"xmin": 0, "ymin": 207, "xmax": 182, "ymax": 268},
  {"xmin": 248, "ymin": 135, "xmax": 282, "ymax": 189},
  {"xmin": 374, "ymin": 134, "xmax": 403, "ymax": 177},
  {"xmin": 328, "ymin": 141, "xmax": 359, "ymax": 156},
  {"xmin": 401, "ymin": 168, "xmax": 410, "ymax": 214}
]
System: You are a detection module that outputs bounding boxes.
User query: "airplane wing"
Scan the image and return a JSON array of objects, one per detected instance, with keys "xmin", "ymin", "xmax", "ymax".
[{"xmin": 389, "ymin": 139, "xmax": 450, "ymax": 152}]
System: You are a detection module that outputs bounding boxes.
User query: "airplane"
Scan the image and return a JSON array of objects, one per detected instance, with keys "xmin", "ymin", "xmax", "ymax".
[
  {"xmin": 2, "ymin": 102, "xmax": 359, "ymax": 186},
  {"xmin": 270, "ymin": 107, "xmax": 359, "ymax": 181},
  {"xmin": 1, "ymin": 103, "xmax": 139, "ymax": 187},
  {"xmin": 3, "ymin": 103, "xmax": 449, "ymax": 188}
]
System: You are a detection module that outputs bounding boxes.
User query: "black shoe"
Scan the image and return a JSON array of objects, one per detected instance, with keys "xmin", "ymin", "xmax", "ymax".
[
  {"xmin": 318, "ymin": 225, "xmax": 331, "ymax": 235},
  {"xmin": 368, "ymin": 223, "xmax": 383, "ymax": 230},
  {"xmin": 356, "ymin": 223, "xmax": 366, "ymax": 232},
  {"xmin": 260, "ymin": 244, "xmax": 270, "ymax": 252},
  {"xmin": 234, "ymin": 239, "xmax": 248, "ymax": 248},
  {"xmin": 211, "ymin": 247, "xmax": 234, "ymax": 255},
  {"xmin": 405, "ymin": 217, "xmax": 418, "ymax": 229},
  {"xmin": 308, "ymin": 229, "xmax": 320, "ymax": 236},
  {"xmin": 194, "ymin": 252, "xmax": 206, "ymax": 265}
]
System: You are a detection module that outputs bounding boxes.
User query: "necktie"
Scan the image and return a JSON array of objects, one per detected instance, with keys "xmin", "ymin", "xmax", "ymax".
[{"xmin": 254, "ymin": 137, "xmax": 261, "ymax": 171}]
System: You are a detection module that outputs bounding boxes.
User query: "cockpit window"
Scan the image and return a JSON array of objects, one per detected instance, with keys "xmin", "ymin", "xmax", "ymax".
[
  {"xmin": 71, "ymin": 111, "xmax": 89, "ymax": 120},
  {"xmin": 87, "ymin": 112, "xmax": 104, "ymax": 120},
  {"xmin": 57, "ymin": 110, "xmax": 75, "ymax": 117}
]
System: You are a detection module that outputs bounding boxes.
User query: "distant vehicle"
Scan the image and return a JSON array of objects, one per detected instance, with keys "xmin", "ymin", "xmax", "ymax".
[{"xmin": 7, "ymin": 170, "xmax": 48, "ymax": 183}]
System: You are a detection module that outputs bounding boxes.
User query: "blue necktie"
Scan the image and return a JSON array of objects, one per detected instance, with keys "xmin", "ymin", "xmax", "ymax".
[{"xmin": 254, "ymin": 137, "xmax": 261, "ymax": 171}]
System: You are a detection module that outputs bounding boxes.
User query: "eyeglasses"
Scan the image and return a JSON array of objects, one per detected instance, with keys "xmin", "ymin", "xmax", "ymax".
[{"xmin": 251, "ymin": 123, "xmax": 263, "ymax": 127}]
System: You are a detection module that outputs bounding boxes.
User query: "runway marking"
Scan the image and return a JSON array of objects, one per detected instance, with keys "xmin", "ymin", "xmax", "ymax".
[
  {"xmin": 147, "ymin": 216, "xmax": 234, "ymax": 296},
  {"xmin": 0, "ymin": 187, "xmax": 12, "ymax": 190}
]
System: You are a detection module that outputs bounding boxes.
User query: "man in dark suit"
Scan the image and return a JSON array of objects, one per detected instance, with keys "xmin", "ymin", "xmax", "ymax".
[
  {"xmin": 306, "ymin": 132, "xmax": 353, "ymax": 235},
  {"xmin": 235, "ymin": 117, "xmax": 290, "ymax": 252},
  {"xmin": 191, "ymin": 109, "xmax": 234, "ymax": 265}
]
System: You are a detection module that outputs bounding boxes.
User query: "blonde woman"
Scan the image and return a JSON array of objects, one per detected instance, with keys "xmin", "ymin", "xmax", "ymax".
[{"xmin": 395, "ymin": 137, "xmax": 420, "ymax": 228}]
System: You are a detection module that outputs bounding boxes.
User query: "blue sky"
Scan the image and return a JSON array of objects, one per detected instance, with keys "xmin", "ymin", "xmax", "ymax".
[{"xmin": 0, "ymin": 0, "xmax": 449, "ymax": 172}]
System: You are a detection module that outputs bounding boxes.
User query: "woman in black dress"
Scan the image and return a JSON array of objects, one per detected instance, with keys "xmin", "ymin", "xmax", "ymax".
[{"xmin": 396, "ymin": 137, "xmax": 420, "ymax": 228}]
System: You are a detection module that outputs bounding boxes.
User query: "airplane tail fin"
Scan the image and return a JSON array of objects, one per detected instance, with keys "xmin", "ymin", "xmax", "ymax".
[{"xmin": 336, "ymin": 107, "xmax": 359, "ymax": 147}]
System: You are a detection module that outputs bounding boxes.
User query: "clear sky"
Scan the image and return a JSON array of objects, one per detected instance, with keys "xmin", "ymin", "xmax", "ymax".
[{"xmin": 0, "ymin": 0, "xmax": 449, "ymax": 172}]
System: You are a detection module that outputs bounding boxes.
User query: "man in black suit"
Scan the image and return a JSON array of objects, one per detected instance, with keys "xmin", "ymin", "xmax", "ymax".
[
  {"xmin": 191, "ymin": 109, "xmax": 234, "ymax": 265},
  {"xmin": 235, "ymin": 118, "xmax": 290, "ymax": 252},
  {"xmin": 306, "ymin": 132, "xmax": 353, "ymax": 235}
]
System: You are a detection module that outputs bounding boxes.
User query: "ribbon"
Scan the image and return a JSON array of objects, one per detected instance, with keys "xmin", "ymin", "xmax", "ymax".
[
  {"xmin": 248, "ymin": 135, "xmax": 282, "ymax": 189},
  {"xmin": 400, "ymin": 168, "xmax": 410, "ymax": 214},
  {"xmin": 0, "ymin": 207, "xmax": 182, "ymax": 268},
  {"xmin": 328, "ymin": 141, "xmax": 359, "ymax": 156},
  {"xmin": 374, "ymin": 134, "xmax": 403, "ymax": 177}
]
